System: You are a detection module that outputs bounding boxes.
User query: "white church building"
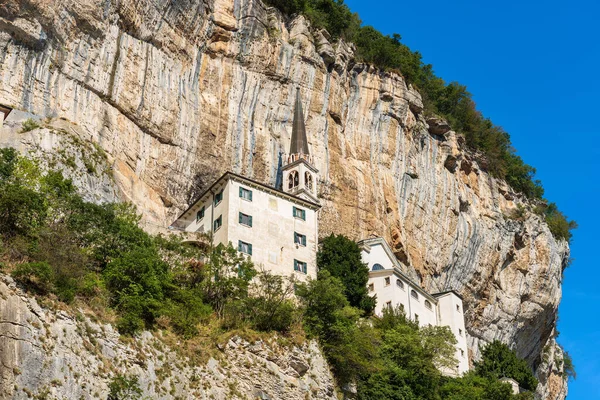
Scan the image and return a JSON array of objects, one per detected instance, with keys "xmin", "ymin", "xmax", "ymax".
[
  {"xmin": 169, "ymin": 89, "xmax": 320, "ymax": 280},
  {"xmin": 359, "ymin": 237, "xmax": 470, "ymax": 376}
]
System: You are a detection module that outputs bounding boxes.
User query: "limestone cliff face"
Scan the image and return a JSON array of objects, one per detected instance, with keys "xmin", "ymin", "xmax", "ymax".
[
  {"xmin": 0, "ymin": 0, "xmax": 569, "ymax": 398},
  {"xmin": 0, "ymin": 275, "xmax": 336, "ymax": 400}
]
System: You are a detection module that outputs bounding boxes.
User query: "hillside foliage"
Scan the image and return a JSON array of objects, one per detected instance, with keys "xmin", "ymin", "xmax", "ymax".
[
  {"xmin": 262, "ymin": 0, "xmax": 575, "ymax": 243},
  {"xmin": 0, "ymin": 149, "xmax": 546, "ymax": 398}
]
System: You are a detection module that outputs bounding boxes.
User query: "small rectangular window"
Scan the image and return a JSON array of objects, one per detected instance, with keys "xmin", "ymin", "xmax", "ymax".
[
  {"xmin": 460, "ymin": 349, "xmax": 465, "ymax": 357},
  {"xmin": 239, "ymin": 187, "xmax": 253, "ymax": 201},
  {"xmin": 456, "ymin": 305, "xmax": 461, "ymax": 312},
  {"xmin": 239, "ymin": 212, "xmax": 253, "ymax": 227},
  {"xmin": 294, "ymin": 232, "xmax": 307, "ymax": 246},
  {"xmin": 293, "ymin": 206, "xmax": 306, "ymax": 220},
  {"xmin": 294, "ymin": 259, "xmax": 307, "ymax": 274},
  {"xmin": 213, "ymin": 215, "xmax": 222, "ymax": 232},
  {"xmin": 196, "ymin": 207, "xmax": 205, "ymax": 222},
  {"xmin": 368, "ymin": 283, "xmax": 374, "ymax": 292},
  {"xmin": 386, "ymin": 301, "xmax": 392, "ymax": 308},
  {"xmin": 384, "ymin": 277, "xmax": 391, "ymax": 286},
  {"xmin": 238, "ymin": 240, "xmax": 252, "ymax": 255},
  {"xmin": 459, "ymin": 328, "xmax": 463, "ymax": 336},
  {"xmin": 214, "ymin": 190, "xmax": 223, "ymax": 206}
]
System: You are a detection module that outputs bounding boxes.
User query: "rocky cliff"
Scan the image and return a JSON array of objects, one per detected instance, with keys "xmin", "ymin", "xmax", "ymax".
[
  {"xmin": 0, "ymin": 275, "xmax": 336, "ymax": 400},
  {"xmin": 0, "ymin": 0, "xmax": 569, "ymax": 398}
]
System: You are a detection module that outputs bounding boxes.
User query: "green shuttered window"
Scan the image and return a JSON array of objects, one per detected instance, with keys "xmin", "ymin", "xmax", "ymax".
[
  {"xmin": 239, "ymin": 212, "xmax": 253, "ymax": 227},
  {"xmin": 293, "ymin": 206, "xmax": 306, "ymax": 220},
  {"xmin": 239, "ymin": 187, "xmax": 253, "ymax": 201},
  {"xmin": 294, "ymin": 232, "xmax": 306, "ymax": 246},
  {"xmin": 294, "ymin": 259, "xmax": 307, "ymax": 274},
  {"xmin": 238, "ymin": 240, "xmax": 252, "ymax": 255}
]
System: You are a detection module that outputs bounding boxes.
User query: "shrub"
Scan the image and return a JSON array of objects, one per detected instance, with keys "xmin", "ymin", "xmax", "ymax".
[
  {"xmin": 12, "ymin": 261, "xmax": 54, "ymax": 294},
  {"xmin": 20, "ymin": 118, "xmax": 40, "ymax": 133},
  {"xmin": 107, "ymin": 374, "xmax": 142, "ymax": 400}
]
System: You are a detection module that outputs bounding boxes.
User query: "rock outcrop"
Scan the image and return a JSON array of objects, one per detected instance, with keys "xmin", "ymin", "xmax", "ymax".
[
  {"xmin": 0, "ymin": 0, "xmax": 569, "ymax": 398},
  {"xmin": 0, "ymin": 275, "xmax": 336, "ymax": 400}
]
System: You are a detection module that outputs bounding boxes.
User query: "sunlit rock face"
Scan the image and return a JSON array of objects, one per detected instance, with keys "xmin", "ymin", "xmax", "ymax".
[{"xmin": 0, "ymin": 1, "xmax": 569, "ymax": 398}]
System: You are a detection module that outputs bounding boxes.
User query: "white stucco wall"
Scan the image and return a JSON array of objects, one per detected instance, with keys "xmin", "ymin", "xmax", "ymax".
[
  {"xmin": 436, "ymin": 292, "xmax": 469, "ymax": 375},
  {"xmin": 226, "ymin": 179, "xmax": 318, "ymax": 280},
  {"xmin": 172, "ymin": 175, "xmax": 318, "ymax": 281},
  {"xmin": 362, "ymin": 239, "xmax": 470, "ymax": 376}
]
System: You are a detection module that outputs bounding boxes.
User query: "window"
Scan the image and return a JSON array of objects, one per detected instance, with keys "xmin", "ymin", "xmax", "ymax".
[
  {"xmin": 305, "ymin": 172, "xmax": 313, "ymax": 191},
  {"xmin": 239, "ymin": 187, "xmax": 252, "ymax": 201},
  {"xmin": 238, "ymin": 240, "xmax": 252, "ymax": 255},
  {"xmin": 288, "ymin": 170, "xmax": 299, "ymax": 189},
  {"xmin": 414, "ymin": 314, "xmax": 419, "ymax": 323},
  {"xmin": 196, "ymin": 207, "xmax": 205, "ymax": 222},
  {"xmin": 368, "ymin": 283, "xmax": 374, "ymax": 292},
  {"xmin": 459, "ymin": 328, "xmax": 463, "ymax": 336},
  {"xmin": 456, "ymin": 305, "xmax": 461, "ymax": 312},
  {"xmin": 424, "ymin": 300, "xmax": 432, "ymax": 310},
  {"xmin": 294, "ymin": 259, "xmax": 307, "ymax": 274},
  {"xmin": 386, "ymin": 301, "xmax": 392, "ymax": 309},
  {"xmin": 294, "ymin": 232, "xmax": 307, "ymax": 246},
  {"xmin": 384, "ymin": 277, "xmax": 391, "ymax": 286},
  {"xmin": 372, "ymin": 263, "xmax": 384, "ymax": 271},
  {"xmin": 293, "ymin": 206, "xmax": 306, "ymax": 220},
  {"xmin": 411, "ymin": 290, "xmax": 419, "ymax": 300},
  {"xmin": 214, "ymin": 189, "xmax": 223, "ymax": 206},
  {"xmin": 213, "ymin": 215, "xmax": 222, "ymax": 232},
  {"xmin": 399, "ymin": 304, "xmax": 405, "ymax": 312},
  {"xmin": 460, "ymin": 349, "xmax": 465, "ymax": 357},
  {"xmin": 396, "ymin": 279, "xmax": 404, "ymax": 289},
  {"xmin": 239, "ymin": 212, "xmax": 253, "ymax": 227}
]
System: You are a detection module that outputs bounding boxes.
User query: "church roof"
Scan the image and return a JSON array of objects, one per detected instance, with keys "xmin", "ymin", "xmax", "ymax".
[
  {"xmin": 170, "ymin": 171, "xmax": 321, "ymax": 227},
  {"xmin": 290, "ymin": 88, "xmax": 310, "ymax": 156}
]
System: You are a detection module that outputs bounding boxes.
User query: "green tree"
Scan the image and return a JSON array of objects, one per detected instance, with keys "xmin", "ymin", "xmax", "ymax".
[
  {"xmin": 107, "ymin": 374, "xmax": 142, "ymax": 400},
  {"xmin": 296, "ymin": 270, "xmax": 378, "ymax": 384},
  {"xmin": 317, "ymin": 234, "xmax": 375, "ymax": 314},
  {"xmin": 201, "ymin": 243, "xmax": 257, "ymax": 317},
  {"xmin": 475, "ymin": 341, "xmax": 539, "ymax": 391}
]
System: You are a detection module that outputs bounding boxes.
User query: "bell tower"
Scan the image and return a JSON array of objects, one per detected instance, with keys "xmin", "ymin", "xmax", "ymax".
[{"xmin": 282, "ymin": 88, "xmax": 319, "ymax": 203}]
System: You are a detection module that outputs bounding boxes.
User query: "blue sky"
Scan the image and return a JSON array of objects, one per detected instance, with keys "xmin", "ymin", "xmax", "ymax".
[{"xmin": 343, "ymin": 0, "xmax": 599, "ymax": 397}]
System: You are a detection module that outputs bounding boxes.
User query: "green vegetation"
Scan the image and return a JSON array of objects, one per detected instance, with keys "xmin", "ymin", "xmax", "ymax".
[
  {"xmin": 107, "ymin": 374, "xmax": 142, "ymax": 400},
  {"xmin": 0, "ymin": 148, "xmax": 541, "ymax": 398},
  {"xmin": 474, "ymin": 341, "xmax": 538, "ymax": 391},
  {"xmin": 263, "ymin": 0, "xmax": 576, "ymax": 243},
  {"xmin": 317, "ymin": 234, "xmax": 376, "ymax": 314},
  {"xmin": 0, "ymin": 148, "xmax": 297, "ymax": 337},
  {"xmin": 20, "ymin": 118, "xmax": 40, "ymax": 133}
]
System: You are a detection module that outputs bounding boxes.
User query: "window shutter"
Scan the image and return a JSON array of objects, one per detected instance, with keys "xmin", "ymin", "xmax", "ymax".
[
  {"xmin": 249, "ymin": 215, "xmax": 253, "ymax": 227},
  {"xmin": 293, "ymin": 259, "xmax": 297, "ymax": 271},
  {"xmin": 249, "ymin": 190, "xmax": 252, "ymax": 201},
  {"xmin": 239, "ymin": 187, "xmax": 243, "ymax": 198},
  {"xmin": 238, "ymin": 241, "xmax": 242, "ymax": 252},
  {"xmin": 303, "ymin": 263, "xmax": 307, "ymax": 274},
  {"xmin": 248, "ymin": 243, "xmax": 252, "ymax": 255},
  {"xmin": 239, "ymin": 212, "xmax": 242, "ymax": 224},
  {"xmin": 293, "ymin": 206, "xmax": 297, "ymax": 217},
  {"xmin": 302, "ymin": 235, "xmax": 306, "ymax": 246},
  {"xmin": 302, "ymin": 209, "xmax": 306, "ymax": 220}
]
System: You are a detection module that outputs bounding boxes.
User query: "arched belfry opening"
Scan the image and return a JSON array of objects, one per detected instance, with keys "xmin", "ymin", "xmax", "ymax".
[{"xmin": 282, "ymin": 87, "xmax": 320, "ymax": 203}]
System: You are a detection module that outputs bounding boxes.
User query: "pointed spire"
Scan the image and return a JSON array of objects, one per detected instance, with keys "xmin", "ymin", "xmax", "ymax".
[{"xmin": 290, "ymin": 88, "xmax": 310, "ymax": 156}]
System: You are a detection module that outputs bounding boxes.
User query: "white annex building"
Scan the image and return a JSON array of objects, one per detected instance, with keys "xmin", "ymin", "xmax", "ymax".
[
  {"xmin": 169, "ymin": 89, "xmax": 321, "ymax": 280},
  {"xmin": 359, "ymin": 237, "xmax": 470, "ymax": 376}
]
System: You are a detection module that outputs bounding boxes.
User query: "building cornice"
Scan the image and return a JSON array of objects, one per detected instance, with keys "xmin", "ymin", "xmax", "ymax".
[{"xmin": 171, "ymin": 171, "xmax": 321, "ymax": 226}]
